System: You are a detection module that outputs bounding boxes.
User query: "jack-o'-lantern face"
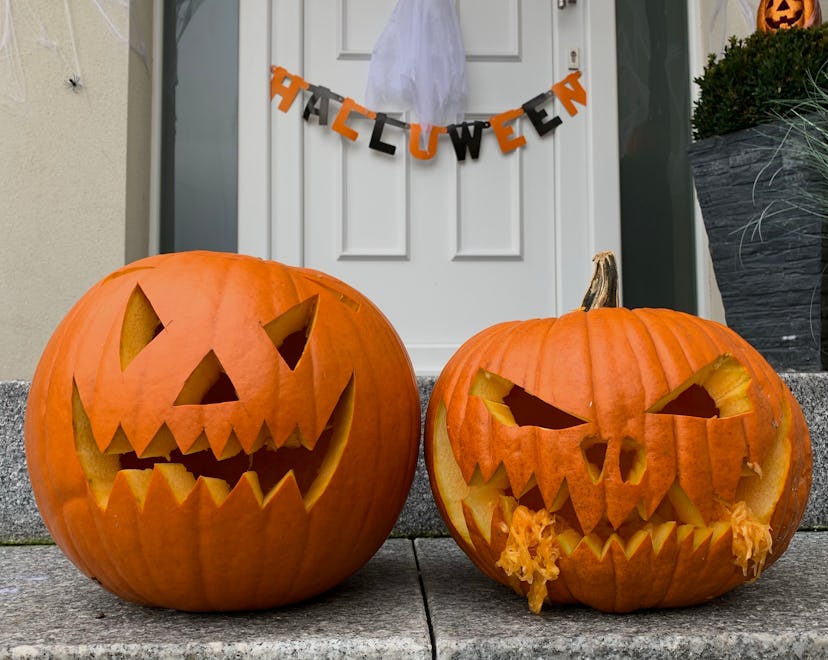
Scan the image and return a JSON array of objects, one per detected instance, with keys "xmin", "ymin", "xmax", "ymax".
[
  {"xmin": 757, "ymin": 0, "xmax": 822, "ymax": 31},
  {"xmin": 26, "ymin": 252, "xmax": 420, "ymax": 611},
  {"xmin": 72, "ymin": 284, "xmax": 353, "ymax": 513},
  {"xmin": 425, "ymin": 258, "xmax": 811, "ymax": 614}
]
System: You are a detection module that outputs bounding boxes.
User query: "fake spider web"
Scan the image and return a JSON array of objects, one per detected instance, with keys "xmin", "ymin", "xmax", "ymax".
[{"xmin": 0, "ymin": 0, "xmax": 132, "ymax": 105}]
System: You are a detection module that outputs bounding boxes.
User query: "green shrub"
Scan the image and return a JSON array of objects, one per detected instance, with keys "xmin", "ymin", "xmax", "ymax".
[{"xmin": 691, "ymin": 25, "xmax": 828, "ymax": 140}]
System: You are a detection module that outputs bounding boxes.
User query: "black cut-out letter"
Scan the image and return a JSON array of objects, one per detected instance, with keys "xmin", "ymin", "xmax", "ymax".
[
  {"xmin": 522, "ymin": 92, "xmax": 562, "ymax": 137},
  {"xmin": 369, "ymin": 113, "xmax": 397, "ymax": 155},
  {"xmin": 303, "ymin": 86, "xmax": 332, "ymax": 125},
  {"xmin": 447, "ymin": 121, "xmax": 485, "ymax": 161}
]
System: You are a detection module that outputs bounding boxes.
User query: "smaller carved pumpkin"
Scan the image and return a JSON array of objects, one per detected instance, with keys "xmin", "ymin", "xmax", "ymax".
[
  {"xmin": 425, "ymin": 252, "xmax": 812, "ymax": 613},
  {"xmin": 757, "ymin": 0, "xmax": 822, "ymax": 31}
]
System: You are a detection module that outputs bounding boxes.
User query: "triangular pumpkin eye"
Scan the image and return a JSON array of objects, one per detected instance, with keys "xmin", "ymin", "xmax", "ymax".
[
  {"xmin": 470, "ymin": 369, "xmax": 588, "ymax": 429},
  {"xmin": 120, "ymin": 285, "xmax": 165, "ymax": 371},
  {"xmin": 503, "ymin": 385, "xmax": 587, "ymax": 429},
  {"xmin": 263, "ymin": 296, "xmax": 317, "ymax": 370},
  {"xmin": 647, "ymin": 354, "xmax": 753, "ymax": 419},
  {"xmin": 652, "ymin": 384, "xmax": 719, "ymax": 418}
]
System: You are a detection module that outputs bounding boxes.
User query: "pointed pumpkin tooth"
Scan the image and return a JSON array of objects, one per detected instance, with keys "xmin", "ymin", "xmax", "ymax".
[
  {"xmin": 241, "ymin": 425, "xmax": 267, "ymax": 455},
  {"xmin": 217, "ymin": 431, "xmax": 244, "ymax": 460},
  {"xmin": 556, "ymin": 529, "xmax": 582, "ymax": 556},
  {"xmin": 181, "ymin": 432, "xmax": 211, "ymax": 455},
  {"xmin": 581, "ymin": 533, "xmax": 604, "ymax": 559},
  {"xmin": 515, "ymin": 474, "xmax": 538, "ymax": 499},
  {"xmin": 666, "ymin": 482, "xmax": 706, "ymax": 527},
  {"xmin": 602, "ymin": 533, "xmax": 625, "ymax": 558},
  {"xmin": 623, "ymin": 529, "xmax": 650, "ymax": 558},
  {"xmin": 263, "ymin": 469, "xmax": 302, "ymax": 508},
  {"xmin": 276, "ymin": 425, "xmax": 304, "ymax": 449},
  {"xmin": 461, "ymin": 465, "xmax": 513, "ymax": 545},
  {"xmin": 140, "ymin": 424, "xmax": 178, "ymax": 459},
  {"xmin": 105, "ymin": 426, "xmax": 133, "ymax": 454},
  {"xmin": 232, "ymin": 471, "xmax": 264, "ymax": 505},
  {"xmin": 462, "ymin": 489, "xmax": 503, "ymax": 545},
  {"xmin": 650, "ymin": 521, "xmax": 677, "ymax": 554},
  {"xmin": 692, "ymin": 526, "xmax": 714, "ymax": 551},
  {"xmin": 468, "ymin": 463, "xmax": 508, "ymax": 490},
  {"xmin": 153, "ymin": 463, "xmax": 196, "ymax": 504},
  {"xmin": 547, "ymin": 479, "xmax": 570, "ymax": 512},
  {"xmin": 677, "ymin": 523, "xmax": 695, "ymax": 545},
  {"xmin": 196, "ymin": 475, "xmax": 231, "ymax": 506},
  {"xmin": 117, "ymin": 469, "xmax": 153, "ymax": 509},
  {"xmin": 635, "ymin": 500, "xmax": 649, "ymax": 521},
  {"xmin": 710, "ymin": 520, "xmax": 731, "ymax": 544}
]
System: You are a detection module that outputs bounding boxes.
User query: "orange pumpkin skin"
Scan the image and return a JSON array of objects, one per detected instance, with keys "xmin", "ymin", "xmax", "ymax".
[
  {"xmin": 25, "ymin": 251, "xmax": 420, "ymax": 611},
  {"xmin": 425, "ymin": 307, "xmax": 811, "ymax": 613},
  {"xmin": 757, "ymin": 0, "xmax": 822, "ymax": 31}
]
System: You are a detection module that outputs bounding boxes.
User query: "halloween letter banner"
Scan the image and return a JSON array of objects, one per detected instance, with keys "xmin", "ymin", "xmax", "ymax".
[{"xmin": 270, "ymin": 65, "xmax": 587, "ymax": 161}]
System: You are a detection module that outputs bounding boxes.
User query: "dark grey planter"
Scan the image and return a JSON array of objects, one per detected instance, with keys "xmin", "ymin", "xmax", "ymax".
[{"xmin": 688, "ymin": 120, "xmax": 828, "ymax": 372}]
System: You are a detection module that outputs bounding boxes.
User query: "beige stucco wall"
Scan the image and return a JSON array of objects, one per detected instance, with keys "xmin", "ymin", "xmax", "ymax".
[{"xmin": 0, "ymin": 1, "xmax": 153, "ymax": 381}]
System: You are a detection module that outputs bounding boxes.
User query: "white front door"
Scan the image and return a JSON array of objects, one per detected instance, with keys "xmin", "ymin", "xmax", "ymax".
[{"xmin": 239, "ymin": 0, "xmax": 621, "ymax": 375}]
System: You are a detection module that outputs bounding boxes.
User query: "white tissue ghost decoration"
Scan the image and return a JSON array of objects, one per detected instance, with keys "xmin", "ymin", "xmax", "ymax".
[{"xmin": 365, "ymin": 0, "xmax": 468, "ymax": 140}]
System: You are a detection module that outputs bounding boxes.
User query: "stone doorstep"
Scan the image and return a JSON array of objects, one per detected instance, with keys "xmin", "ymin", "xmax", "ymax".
[{"xmin": 1, "ymin": 533, "xmax": 826, "ymax": 658}]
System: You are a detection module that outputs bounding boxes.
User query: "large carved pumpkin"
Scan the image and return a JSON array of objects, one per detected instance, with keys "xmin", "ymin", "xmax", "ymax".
[
  {"xmin": 25, "ymin": 251, "xmax": 420, "ymax": 611},
  {"xmin": 757, "ymin": 0, "xmax": 822, "ymax": 31},
  {"xmin": 425, "ymin": 252, "xmax": 811, "ymax": 613}
]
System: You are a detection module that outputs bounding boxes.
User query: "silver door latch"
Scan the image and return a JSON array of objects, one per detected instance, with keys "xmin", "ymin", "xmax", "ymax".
[{"xmin": 558, "ymin": 0, "xmax": 576, "ymax": 8}]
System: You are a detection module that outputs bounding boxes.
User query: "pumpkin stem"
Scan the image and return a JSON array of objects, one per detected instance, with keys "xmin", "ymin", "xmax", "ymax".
[{"xmin": 580, "ymin": 250, "xmax": 619, "ymax": 311}]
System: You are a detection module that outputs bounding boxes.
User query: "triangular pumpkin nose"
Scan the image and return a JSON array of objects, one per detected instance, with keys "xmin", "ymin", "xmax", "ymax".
[{"xmin": 174, "ymin": 350, "xmax": 239, "ymax": 405}]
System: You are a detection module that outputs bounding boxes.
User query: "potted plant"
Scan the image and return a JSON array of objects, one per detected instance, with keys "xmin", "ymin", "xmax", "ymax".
[{"xmin": 688, "ymin": 24, "xmax": 828, "ymax": 372}]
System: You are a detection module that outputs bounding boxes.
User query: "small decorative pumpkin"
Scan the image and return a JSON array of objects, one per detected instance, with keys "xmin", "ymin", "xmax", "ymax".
[
  {"xmin": 25, "ymin": 251, "xmax": 420, "ymax": 611},
  {"xmin": 757, "ymin": 0, "xmax": 822, "ymax": 31},
  {"xmin": 425, "ymin": 252, "xmax": 811, "ymax": 613}
]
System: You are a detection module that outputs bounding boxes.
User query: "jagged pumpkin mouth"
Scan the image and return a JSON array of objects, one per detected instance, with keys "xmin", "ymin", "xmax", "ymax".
[
  {"xmin": 458, "ymin": 462, "xmax": 768, "ymax": 562},
  {"xmin": 72, "ymin": 376, "xmax": 354, "ymax": 511}
]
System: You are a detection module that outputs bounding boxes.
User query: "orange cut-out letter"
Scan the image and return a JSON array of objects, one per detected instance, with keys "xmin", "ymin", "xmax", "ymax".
[
  {"xmin": 489, "ymin": 108, "xmax": 526, "ymax": 153},
  {"xmin": 551, "ymin": 71, "xmax": 587, "ymax": 117},
  {"xmin": 331, "ymin": 98, "xmax": 374, "ymax": 142},
  {"xmin": 409, "ymin": 125, "xmax": 447, "ymax": 160},
  {"xmin": 271, "ymin": 66, "xmax": 309, "ymax": 112}
]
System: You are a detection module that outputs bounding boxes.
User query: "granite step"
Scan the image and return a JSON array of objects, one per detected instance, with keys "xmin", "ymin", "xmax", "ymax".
[
  {"xmin": 1, "ymin": 534, "xmax": 826, "ymax": 658},
  {"xmin": 2, "ymin": 375, "xmax": 827, "ymax": 658}
]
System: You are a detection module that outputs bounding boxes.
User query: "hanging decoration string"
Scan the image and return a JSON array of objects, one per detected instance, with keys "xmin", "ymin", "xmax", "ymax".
[{"xmin": 271, "ymin": 65, "xmax": 587, "ymax": 162}]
